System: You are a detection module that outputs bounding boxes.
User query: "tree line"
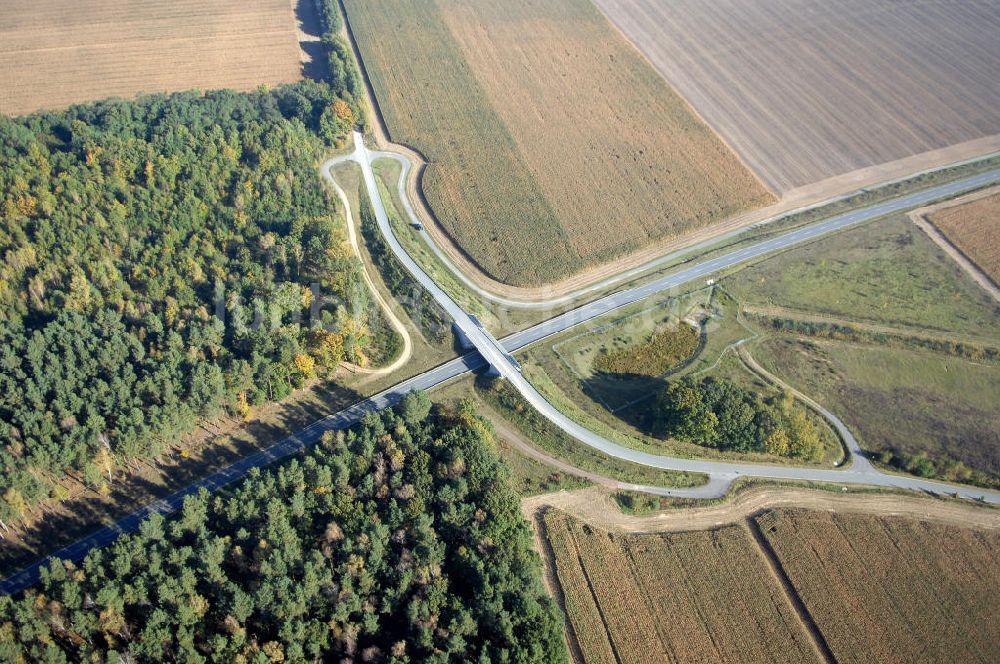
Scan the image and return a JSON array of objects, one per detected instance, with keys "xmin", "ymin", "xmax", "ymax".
[
  {"xmin": 0, "ymin": 81, "xmax": 384, "ymax": 529},
  {"xmin": 317, "ymin": 0, "xmax": 365, "ymax": 123},
  {"xmin": 0, "ymin": 397, "xmax": 567, "ymax": 662}
]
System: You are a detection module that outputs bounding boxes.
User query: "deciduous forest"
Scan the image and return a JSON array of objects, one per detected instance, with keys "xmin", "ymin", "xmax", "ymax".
[{"xmin": 652, "ymin": 377, "xmax": 824, "ymax": 460}]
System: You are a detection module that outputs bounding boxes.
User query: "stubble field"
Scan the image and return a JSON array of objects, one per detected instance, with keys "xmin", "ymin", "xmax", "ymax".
[
  {"xmin": 545, "ymin": 507, "xmax": 1000, "ymax": 664},
  {"xmin": 0, "ymin": 0, "xmax": 302, "ymax": 116},
  {"xmin": 929, "ymin": 192, "xmax": 1000, "ymax": 285},
  {"xmin": 342, "ymin": 0, "xmax": 773, "ymax": 286},
  {"xmin": 593, "ymin": 0, "xmax": 1000, "ymax": 193}
]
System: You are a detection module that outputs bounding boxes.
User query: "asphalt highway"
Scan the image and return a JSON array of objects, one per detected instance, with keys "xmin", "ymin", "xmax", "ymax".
[{"xmin": 3, "ymin": 135, "xmax": 998, "ymax": 596}]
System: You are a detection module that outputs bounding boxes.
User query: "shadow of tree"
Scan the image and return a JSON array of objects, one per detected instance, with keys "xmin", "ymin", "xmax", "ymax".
[
  {"xmin": 300, "ymin": 41, "xmax": 330, "ymax": 83},
  {"xmin": 0, "ymin": 379, "xmax": 364, "ymax": 575},
  {"xmin": 293, "ymin": 0, "xmax": 329, "ymax": 82}
]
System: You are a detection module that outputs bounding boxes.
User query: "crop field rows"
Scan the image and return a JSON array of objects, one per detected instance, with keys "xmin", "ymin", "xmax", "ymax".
[
  {"xmin": 545, "ymin": 508, "xmax": 1000, "ymax": 663},
  {"xmin": 342, "ymin": 0, "xmax": 772, "ymax": 286},
  {"xmin": 543, "ymin": 510, "xmax": 820, "ymax": 663},
  {"xmin": 593, "ymin": 0, "xmax": 1000, "ymax": 193},
  {"xmin": 0, "ymin": 0, "xmax": 302, "ymax": 115},
  {"xmin": 757, "ymin": 509, "xmax": 1000, "ymax": 663}
]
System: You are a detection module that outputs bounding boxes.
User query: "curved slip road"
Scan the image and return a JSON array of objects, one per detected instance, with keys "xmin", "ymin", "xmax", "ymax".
[
  {"xmin": 370, "ymin": 146, "xmax": 1000, "ymax": 309},
  {"xmin": 329, "ymin": 132, "xmax": 1000, "ymax": 500},
  {"xmin": 3, "ymin": 134, "xmax": 999, "ymax": 596}
]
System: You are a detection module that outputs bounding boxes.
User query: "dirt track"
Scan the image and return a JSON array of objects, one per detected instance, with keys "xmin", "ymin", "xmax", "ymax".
[
  {"xmin": 522, "ymin": 486, "xmax": 1000, "ymax": 534},
  {"xmin": 323, "ymin": 162, "xmax": 413, "ymax": 376}
]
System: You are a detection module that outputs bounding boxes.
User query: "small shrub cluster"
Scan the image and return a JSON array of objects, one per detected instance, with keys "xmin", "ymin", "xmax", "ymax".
[
  {"xmin": 592, "ymin": 323, "xmax": 700, "ymax": 377},
  {"xmin": 876, "ymin": 449, "xmax": 999, "ymax": 489}
]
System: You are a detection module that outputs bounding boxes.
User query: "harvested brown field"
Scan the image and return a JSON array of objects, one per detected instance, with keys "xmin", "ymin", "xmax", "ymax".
[
  {"xmin": 343, "ymin": 0, "xmax": 773, "ymax": 286},
  {"xmin": 757, "ymin": 508, "xmax": 1000, "ymax": 664},
  {"xmin": 542, "ymin": 500, "xmax": 1000, "ymax": 663},
  {"xmin": 543, "ymin": 510, "xmax": 820, "ymax": 663},
  {"xmin": 593, "ymin": 0, "xmax": 1000, "ymax": 193},
  {"xmin": 929, "ymin": 192, "xmax": 1000, "ymax": 286},
  {"xmin": 0, "ymin": 0, "xmax": 302, "ymax": 116}
]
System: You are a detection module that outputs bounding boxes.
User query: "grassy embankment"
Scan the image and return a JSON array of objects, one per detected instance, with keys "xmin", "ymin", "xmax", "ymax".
[{"xmin": 724, "ymin": 213, "xmax": 1000, "ymax": 485}]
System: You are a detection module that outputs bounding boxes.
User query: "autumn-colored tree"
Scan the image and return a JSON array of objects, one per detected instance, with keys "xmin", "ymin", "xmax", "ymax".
[
  {"xmin": 333, "ymin": 99, "xmax": 354, "ymax": 125},
  {"xmin": 308, "ymin": 330, "xmax": 346, "ymax": 370},
  {"xmin": 236, "ymin": 392, "xmax": 252, "ymax": 421},
  {"xmin": 293, "ymin": 353, "xmax": 316, "ymax": 379},
  {"xmin": 764, "ymin": 428, "xmax": 791, "ymax": 456},
  {"xmin": 0, "ymin": 83, "xmax": 391, "ymax": 525}
]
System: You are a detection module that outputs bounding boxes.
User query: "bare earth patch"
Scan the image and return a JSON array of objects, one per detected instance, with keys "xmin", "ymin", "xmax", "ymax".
[
  {"xmin": 0, "ymin": 0, "xmax": 302, "ymax": 115},
  {"xmin": 593, "ymin": 0, "xmax": 1000, "ymax": 193}
]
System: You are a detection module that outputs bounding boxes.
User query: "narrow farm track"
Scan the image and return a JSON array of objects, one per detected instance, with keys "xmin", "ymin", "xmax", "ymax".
[
  {"xmin": 909, "ymin": 186, "xmax": 1000, "ymax": 304},
  {"xmin": 522, "ymin": 486, "xmax": 1000, "ymax": 535},
  {"xmin": 321, "ymin": 161, "xmax": 412, "ymax": 376}
]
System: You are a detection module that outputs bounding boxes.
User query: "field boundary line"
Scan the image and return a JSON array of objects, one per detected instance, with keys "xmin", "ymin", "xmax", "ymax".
[
  {"xmin": 567, "ymin": 526, "xmax": 625, "ymax": 664},
  {"xmin": 530, "ymin": 509, "xmax": 589, "ymax": 664},
  {"xmin": 335, "ymin": 0, "xmax": 1000, "ymax": 302},
  {"xmin": 744, "ymin": 518, "xmax": 836, "ymax": 664},
  {"xmin": 908, "ymin": 186, "xmax": 1000, "ymax": 304},
  {"xmin": 742, "ymin": 304, "xmax": 1000, "ymax": 348}
]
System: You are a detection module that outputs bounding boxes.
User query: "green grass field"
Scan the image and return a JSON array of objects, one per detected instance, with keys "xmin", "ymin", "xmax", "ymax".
[
  {"xmin": 493, "ymin": 435, "xmax": 591, "ymax": 496},
  {"xmin": 724, "ymin": 215, "xmax": 1000, "ymax": 338},
  {"xmin": 720, "ymin": 211, "xmax": 1000, "ymax": 484},
  {"xmin": 343, "ymin": 0, "xmax": 771, "ymax": 285},
  {"xmin": 754, "ymin": 336, "xmax": 1000, "ymax": 484}
]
